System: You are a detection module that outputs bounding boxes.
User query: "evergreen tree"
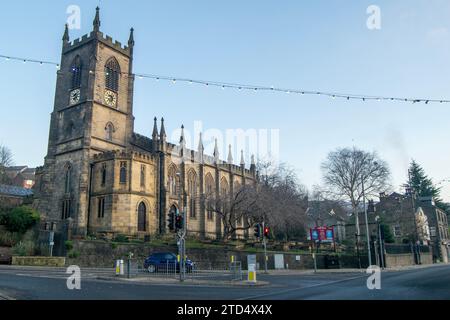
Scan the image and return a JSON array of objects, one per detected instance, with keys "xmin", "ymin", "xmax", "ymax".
[{"xmin": 408, "ymin": 160, "xmax": 448, "ymax": 213}]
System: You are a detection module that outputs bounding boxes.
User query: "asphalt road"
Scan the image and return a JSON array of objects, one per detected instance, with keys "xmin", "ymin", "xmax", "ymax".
[{"xmin": 0, "ymin": 264, "xmax": 449, "ymax": 300}]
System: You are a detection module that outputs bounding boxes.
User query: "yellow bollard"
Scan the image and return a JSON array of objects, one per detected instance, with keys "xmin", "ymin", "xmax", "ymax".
[{"xmin": 248, "ymin": 264, "xmax": 257, "ymax": 283}]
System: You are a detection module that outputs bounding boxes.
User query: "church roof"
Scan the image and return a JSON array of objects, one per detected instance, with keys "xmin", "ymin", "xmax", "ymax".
[{"xmin": 0, "ymin": 184, "xmax": 34, "ymax": 197}]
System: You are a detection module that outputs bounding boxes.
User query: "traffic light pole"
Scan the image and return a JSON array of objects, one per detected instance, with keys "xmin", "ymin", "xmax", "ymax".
[
  {"xmin": 262, "ymin": 222, "xmax": 268, "ymax": 274},
  {"xmin": 177, "ymin": 209, "xmax": 186, "ymax": 283}
]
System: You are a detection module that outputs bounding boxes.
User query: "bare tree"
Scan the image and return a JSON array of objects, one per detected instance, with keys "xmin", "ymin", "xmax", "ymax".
[
  {"xmin": 0, "ymin": 144, "xmax": 13, "ymax": 184},
  {"xmin": 257, "ymin": 161, "xmax": 308, "ymax": 241},
  {"xmin": 321, "ymin": 147, "xmax": 390, "ymax": 235},
  {"xmin": 205, "ymin": 161, "xmax": 308, "ymax": 241},
  {"xmin": 205, "ymin": 184, "xmax": 260, "ymax": 240}
]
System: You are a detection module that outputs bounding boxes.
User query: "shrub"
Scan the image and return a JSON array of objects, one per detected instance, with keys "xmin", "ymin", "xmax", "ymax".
[
  {"xmin": 68, "ymin": 250, "xmax": 80, "ymax": 259},
  {"xmin": 4, "ymin": 206, "xmax": 40, "ymax": 234},
  {"xmin": 0, "ymin": 231, "xmax": 21, "ymax": 247},
  {"xmin": 114, "ymin": 234, "xmax": 129, "ymax": 243},
  {"xmin": 12, "ymin": 241, "xmax": 35, "ymax": 256},
  {"xmin": 65, "ymin": 240, "xmax": 74, "ymax": 251}
]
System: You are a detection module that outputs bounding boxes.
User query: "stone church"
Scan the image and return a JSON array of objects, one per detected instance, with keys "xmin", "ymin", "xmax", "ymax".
[{"xmin": 34, "ymin": 8, "xmax": 257, "ymax": 240}]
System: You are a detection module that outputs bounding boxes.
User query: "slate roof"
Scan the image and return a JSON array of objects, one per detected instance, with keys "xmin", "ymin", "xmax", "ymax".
[{"xmin": 0, "ymin": 184, "xmax": 33, "ymax": 197}]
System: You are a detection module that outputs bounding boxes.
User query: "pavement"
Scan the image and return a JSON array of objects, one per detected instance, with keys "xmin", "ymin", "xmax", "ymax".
[{"xmin": 0, "ymin": 264, "xmax": 448, "ymax": 300}]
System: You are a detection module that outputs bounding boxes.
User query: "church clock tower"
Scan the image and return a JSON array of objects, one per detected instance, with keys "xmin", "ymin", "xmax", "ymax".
[{"xmin": 35, "ymin": 7, "xmax": 136, "ymax": 236}]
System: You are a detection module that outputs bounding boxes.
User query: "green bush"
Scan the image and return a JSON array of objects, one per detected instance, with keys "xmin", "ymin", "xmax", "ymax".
[
  {"xmin": 111, "ymin": 242, "xmax": 118, "ymax": 250},
  {"xmin": 0, "ymin": 231, "xmax": 21, "ymax": 247},
  {"xmin": 68, "ymin": 250, "xmax": 80, "ymax": 259},
  {"xmin": 12, "ymin": 241, "xmax": 35, "ymax": 256},
  {"xmin": 4, "ymin": 206, "xmax": 40, "ymax": 234},
  {"xmin": 113, "ymin": 234, "xmax": 129, "ymax": 243},
  {"xmin": 0, "ymin": 211, "xmax": 7, "ymax": 225},
  {"xmin": 65, "ymin": 240, "xmax": 74, "ymax": 251}
]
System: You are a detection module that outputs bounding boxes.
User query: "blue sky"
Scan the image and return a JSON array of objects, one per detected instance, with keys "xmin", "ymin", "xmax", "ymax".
[{"xmin": 0, "ymin": 1, "xmax": 450, "ymax": 200}]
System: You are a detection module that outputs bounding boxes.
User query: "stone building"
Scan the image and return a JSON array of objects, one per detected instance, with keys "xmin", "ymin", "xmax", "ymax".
[
  {"xmin": 4, "ymin": 166, "xmax": 36, "ymax": 189},
  {"xmin": 418, "ymin": 197, "xmax": 449, "ymax": 263},
  {"xmin": 33, "ymin": 8, "xmax": 256, "ymax": 240}
]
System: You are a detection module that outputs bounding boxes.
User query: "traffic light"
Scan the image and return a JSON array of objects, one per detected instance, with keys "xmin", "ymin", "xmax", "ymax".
[
  {"xmin": 168, "ymin": 210, "xmax": 175, "ymax": 232},
  {"xmin": 264, "ymin": 226, "xmax": 270, "ymax": 239},
  {"xmin": 175, "ymin": 213, "xmax": 184, "ymax": 231},
  {"xmin": 254, "ymin": 224, "xmax": 261, "ymax": 238}
]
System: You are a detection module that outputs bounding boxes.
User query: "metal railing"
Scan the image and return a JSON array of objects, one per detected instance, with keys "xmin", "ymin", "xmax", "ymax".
[{"xmin": 121, "ymin": 259, "xmax": 242, "ymax": 282}]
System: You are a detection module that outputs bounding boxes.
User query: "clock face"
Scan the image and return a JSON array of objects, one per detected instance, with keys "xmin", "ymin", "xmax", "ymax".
[
  {"xmin": 104, "ymin": 90, "xmax": 117, "ymax": 107},
  {"xmin": 69, "ymin": 89, "xmax": 81, "ymax": 105}
]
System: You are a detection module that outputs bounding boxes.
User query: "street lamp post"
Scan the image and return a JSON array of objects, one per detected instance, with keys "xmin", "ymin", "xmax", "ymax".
[
  {"xmin": 176, "ymin": 171, "xmax": 186, "ymax": 282},
  {"xmin": 361, "ymin": 176, "xmax": 373, "ymax": 267},
  {"xmin": 375, "ymin": 215, "xmax": 385, "ymax": 269}
]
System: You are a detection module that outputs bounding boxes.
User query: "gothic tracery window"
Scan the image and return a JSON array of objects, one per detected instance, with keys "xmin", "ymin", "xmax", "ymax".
[
  {"xmin": 105, "ymin": 58, "xmax": 120, "ymax": 92},
  {"xmin": 188, "ymin": 171, "xmax": 197, "ymax": 218},
  {"xmin": 120, "ymin": 162, "xmax": 127, "ymax": 184},
  {"xmin": 168, "ymin": 165, "xmax": 178, "ymax": 196},
  {"xmin": 65, "ymin": 165, "xmax": 72, "ymax": 194},
  {"xmin": 205, "ymin": 174, "xmax": 215, "ymax": 220},
  {"xmin": 71, "ymin": 56, "xmax": 82, "ymax": 89}
]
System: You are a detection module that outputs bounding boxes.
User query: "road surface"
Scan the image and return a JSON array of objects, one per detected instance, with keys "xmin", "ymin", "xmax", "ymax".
[{"xmin": 0, "ymin": 264, "xmax": 449, "ymax": 300}]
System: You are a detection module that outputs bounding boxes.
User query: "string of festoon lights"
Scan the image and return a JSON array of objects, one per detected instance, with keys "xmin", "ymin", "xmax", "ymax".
[{"xmin": 1, "ymin": 53, "xmax": 449, "ymax": 104}]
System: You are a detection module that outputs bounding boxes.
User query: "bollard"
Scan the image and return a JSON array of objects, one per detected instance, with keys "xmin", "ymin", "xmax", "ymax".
[
  {"xmin": 119, "ymin": 260, "xmax": 124, "ymax": 275},
  {"xmin": 248, "ymin": 264, "xmax": 257, "ymax": 283}
]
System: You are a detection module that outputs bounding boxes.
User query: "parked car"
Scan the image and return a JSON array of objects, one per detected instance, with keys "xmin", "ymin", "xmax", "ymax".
[{"xmin": 144, "ymin": 252, "xmax": 194, "ymax": 273}]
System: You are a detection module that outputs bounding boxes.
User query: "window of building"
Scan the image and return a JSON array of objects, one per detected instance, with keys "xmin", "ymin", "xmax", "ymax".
[
  {"xmin": 71, "ymin": 56, "xmax": 82, "ymax": 89},
  {"xmin": 206, "ymin": 174, "xmax": 214, "ymax": 220},
  {"xmin": 101, "ymin": 163, "xmax": 107, "ymax": 187},
  {"xmin": 393, "ymin": 225, "xmax": 401, "ymax": 237},
  {"xmin": 105, "ymin": 58, "xmax": 120, "ymax": 92},
  {"xmin": 188, "ymin": 171, "xmax": 197, "ymax": 218},
  {"xmin": 61, "ymin": 199, "xmax": 71, "ymax": 220},
  {"xmin": 138, "ymin": 202, "xmax": 147, "ymax": 232},
  {"xmin": 65, "ymin": 165, "xmax": 72, "ymax": 194},
  {"xmin": 98, "ymin": 197, "xmax": 105, "ymax": 218},
  {"xmin": 168, "ymin": 166, "xmax": 178, "ymax": 196},
  {"xmin": 120, "ymin": 162, "xmax": 127, "ymax": 184},
  {"xmin": 140, "ymin": 165, "xmax": 146, "ymax": 187}
]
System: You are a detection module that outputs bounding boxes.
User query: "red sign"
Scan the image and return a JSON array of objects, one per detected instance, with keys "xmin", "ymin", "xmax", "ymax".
[{"xmin": 310, "ymin": 226, "xmax": 334, "ymax": 242}]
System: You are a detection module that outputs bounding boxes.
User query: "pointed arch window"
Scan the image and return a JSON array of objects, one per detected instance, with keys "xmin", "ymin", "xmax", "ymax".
[
  {"xmin": 101, "ymin": 163, "xmax": 107, "ymax": 187},
  {"xmin": 220, "ymin": 178, "xmax": 229, "ymax": 196},
  {"xmin": 140, "ymin": 165, "xmax": 146, "ymax": 187},
  {"xmin": 65, "ymin": 165, "xmax": 72, "ymax": 194},
  {"xmin": 71, "ymin": 56, "xmax": 82, "ymax": 89},
  {"xmin": 205, "ymin": 174, "xmax": 215, "ymax": 220},
  {"xmin": 120, "ymin": 162, "xmax": 127, "ymax": 184},
  {"xmin": 168, "ymin": 166, "xmax": 178, "ymax": 196},
  {"xmin": 105, "ymin": 58, "xmax": 120, "ymax": 92},
  {"xmin": 188, "ymin": 171, "xmax": 197, "ymax": 218},
  {"xmin": 138, "ymin": 202, "xmax": 147, "ymax": 232}
]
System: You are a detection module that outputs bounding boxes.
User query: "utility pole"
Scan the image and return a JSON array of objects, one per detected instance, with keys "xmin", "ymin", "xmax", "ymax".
[{"xmin": 361, "ymin": 177, "xmax": 372, "ymax": 267}]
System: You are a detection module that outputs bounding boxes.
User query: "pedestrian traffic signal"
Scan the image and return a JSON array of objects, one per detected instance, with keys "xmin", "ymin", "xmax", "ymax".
[
  {"xmin": 254, "ymin": 224, "xmax": 261, "ymax": 238},
  {"xmin": 168, "ymin": 210, "xmax": 175, "ymax": 232},
  {"xmin": 264, "ymin": 226, "xmax": 270, "ymax": 238}
]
